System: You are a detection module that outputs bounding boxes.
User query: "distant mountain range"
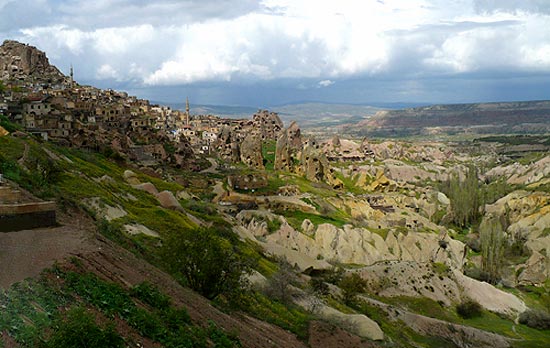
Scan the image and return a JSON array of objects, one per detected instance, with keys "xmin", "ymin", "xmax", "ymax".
[
  {"xmin": 344, "ymin": 100, "xmax": 550, "ymax": 138},
  {"xmin": 158, "ymin": 99, "xmax": 550, "ymax": 136},
  {"xmin": 160, "ymin": 101, "xmax": 384, "ymax": 128}
]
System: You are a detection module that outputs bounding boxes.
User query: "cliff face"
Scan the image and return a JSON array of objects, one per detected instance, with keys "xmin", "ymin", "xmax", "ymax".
[{"xmin": 0, "ymin": 40, "xmax": 64, "ymax": 82}]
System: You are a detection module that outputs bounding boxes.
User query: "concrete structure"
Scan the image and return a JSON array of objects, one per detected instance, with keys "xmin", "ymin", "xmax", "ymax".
[{"xmin": 0, "ymin": 186, "xmax": 56, "ymax": 232}]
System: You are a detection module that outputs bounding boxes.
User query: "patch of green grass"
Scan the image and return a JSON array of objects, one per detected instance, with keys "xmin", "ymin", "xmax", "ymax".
[
  {"xmin": 281, "ymin": 210, "xmax": 348, "ymax": 230},
  {"xmin": 369, "ymin": 227, "xmax": 390, "ymax": 240},
  {"xmin": 432, "ymin": 262, "xmax": 450, "ymax": 276},
  {"xmin": 262, "ymin": 140, "xmax": 276, "ymax": 171},
  {"xmin": 242, "ymin": 291, "xmax": 311, "ymax": 340}
]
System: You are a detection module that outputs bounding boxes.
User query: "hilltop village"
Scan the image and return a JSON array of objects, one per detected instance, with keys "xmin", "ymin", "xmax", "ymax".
[{"xmin": 1, "ymin": 42, "xmax": 286, "ymax": 166}]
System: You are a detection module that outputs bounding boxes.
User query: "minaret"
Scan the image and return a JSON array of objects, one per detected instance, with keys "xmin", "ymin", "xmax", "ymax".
[
  {"xmin": 69, "ymin": 64, "xmax": 74, "ymax": 87},
  {"xmin": 185, "ymin": 97, "xmax": 190, "ymax": 126}
]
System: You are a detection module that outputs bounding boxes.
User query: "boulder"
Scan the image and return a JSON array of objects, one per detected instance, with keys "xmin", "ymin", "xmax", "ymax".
[
  {"xmin": 156, "ymin": 190, "xmax": 183, "ymax": 211},
  {"xmin": 0, "ymin": 125, "xmax": 8, "ymax": 137},
  {"xmin": 133, "ymin": 182, "xmax": 159, "ymax": 196},
  {"xmin": 438, "ymin": 192, "xmax": 450, "ymax": 205},
  {"xmin": 123, "ymin": 170, "xmax": 140, "ymax": 185}
]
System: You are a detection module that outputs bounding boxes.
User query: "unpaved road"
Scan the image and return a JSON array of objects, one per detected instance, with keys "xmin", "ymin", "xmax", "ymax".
[{"xmin": 0, "ymin": 221, "xmax": 97, "ymax": 288}]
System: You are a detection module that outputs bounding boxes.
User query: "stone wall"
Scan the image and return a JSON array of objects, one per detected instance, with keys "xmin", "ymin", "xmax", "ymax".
[{"xmin": 0, "ymin": 202, "xmax": 56, "ymax": 232}]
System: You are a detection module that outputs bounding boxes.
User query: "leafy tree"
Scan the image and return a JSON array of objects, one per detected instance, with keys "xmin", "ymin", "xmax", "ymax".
[
  {"xmin": 162, "ymin": 227, "xmax": 253, "ymax": 300},
  {"xmin": 442, "ymin": 165, "xmax": 482, "ymax": 228},
  {"xmin": 339, "ymin": 273, "xmax": 367, "ymax": 305},
  {"xmin": 479, "ymin": 216, "xmax": 505, "ymax": 284}
]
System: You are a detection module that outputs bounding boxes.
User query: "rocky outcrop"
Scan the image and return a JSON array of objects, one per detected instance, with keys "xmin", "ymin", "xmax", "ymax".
[
  {"xmin": 0, "ymin": 125, "xmax": 8, "ymax": 137},
  {"xmin": 264, "ymin": 220, "xmax": 465, "ymax": 269},
  {"xmin": 214, "ymin": 125, "xmax": 240, "ymax": 163},
  {"xmin": 274, "ymin": 121, "xmax": 302, "ymax": 171},
  {"xmin": 357, "ymin": 261, "xmax": 525, "ymax": 315},
  {"xmin": 252, "ymin": 109, "xmax": 283, "ymax": 141},
  {"xmin": 296, "ymin": 297, "xmax": 384, "ymax": 341},
  {"xmin": 486, "ymin": 155, "xmax": 550, "ymax": 186},
  {"xmin": 485, "ymin": 190, "xmax": 550, "ymax": 285},
  {"xmin": 367, "ymin": 169, "xmax": 397, "ymax": 192},
  {"xmin": 299, "ymin": 138, "xmax": 343, "ymax": 189},
  {"xmin": 0, "ymin": 40, "xmax": 64, "ymax": 83},
  {"xmin": 240, "ymin": 133, "xmax": 264, "ymax": 170}
]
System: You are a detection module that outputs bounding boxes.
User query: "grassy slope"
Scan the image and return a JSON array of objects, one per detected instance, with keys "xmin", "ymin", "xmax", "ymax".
[{"xmin": 2, "ymin": 133, "xmax": 550, "ymax": 347}]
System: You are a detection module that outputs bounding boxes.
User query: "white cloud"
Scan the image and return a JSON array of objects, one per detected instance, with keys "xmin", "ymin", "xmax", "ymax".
[
  {"xmin": 318, "ymin": 80, "xmax": 334, "ymax": 88},
  {"xmin": 5, "ymin": 0, "xmax": 550, "ymax": 89},
  {"xmin": 96, "ymin": 64, "xmax": 119, "ymax": 80}
]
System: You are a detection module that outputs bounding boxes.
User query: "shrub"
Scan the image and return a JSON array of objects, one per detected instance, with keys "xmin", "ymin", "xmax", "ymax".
[
  {"xmin": 264, "ymin": 259, "xmax": 296, "ymax": 304},
  {"xmin": 45, "ymin": 307, "xmax": 124, "ymax": 348},
  {"xmin": 130, "ymin": 281, "xmax": 171, "ymax": 310},
  {"xmin": 464, "ymin": 266, "xmax": 491, "ymax": 283},
  {"xmin": 339, "ymin": 273, "xmax": 367, "ymax": 305},
  {"xmin": 309, "ymin": 278, "xmax": 329, "ymax": 296},
  {"xmin": 162, "ymin": 227, "xmax": 253, "ymax": 300},
  {"xmin": 456, "ymin": 298, "xmax": 483, "ymax": 319},
  {"xmin": 519, "ymin": 309, "xmax": 550, "ymax": 330}
]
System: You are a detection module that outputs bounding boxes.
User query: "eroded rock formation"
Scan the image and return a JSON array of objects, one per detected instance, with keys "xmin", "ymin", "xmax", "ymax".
[
  {"xmin": 240, "ymin": 133, "xmax": 264, "ymax": 170},
  {"xmin": 274, "ymin": 121, "xmax": 302, "ymax": 171},
  {"xmin": 0, "ymin": 40, "xmax": 64, "ymax": 83}
]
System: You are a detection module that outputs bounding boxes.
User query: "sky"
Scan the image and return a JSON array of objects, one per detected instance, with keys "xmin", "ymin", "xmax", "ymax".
[{"xmin": 1, "ymin": 0, "xmax": 550, "ymax": 107}]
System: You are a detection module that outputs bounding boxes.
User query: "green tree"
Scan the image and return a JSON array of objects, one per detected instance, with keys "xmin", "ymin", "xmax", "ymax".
[
  {"xmin": 162, "ymin": 227, "xmax": 253, "ymax": 300},
  {"xmin": 339, "ymin": 273, "xmax": 367, "ymax": 305},
  {"xmin": 479, "ymin": 216, "xmax": 505, "ymax": 284},
  {"xmin": 442, "ymin": 165, "xmax": 482, "ymax": 228}
]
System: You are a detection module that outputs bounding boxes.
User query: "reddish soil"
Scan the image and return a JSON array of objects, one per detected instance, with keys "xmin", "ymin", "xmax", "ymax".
[
  {"xmin": 308, "ymin": 321, "xmax": 381, "ymax": 348},
  {"xmin": 1, "ymin": 205, "xmax": 381, "ymax": 348},
  {"xmin": 0, "ymin": 207, "xmax": 97, "ymax": 288}
]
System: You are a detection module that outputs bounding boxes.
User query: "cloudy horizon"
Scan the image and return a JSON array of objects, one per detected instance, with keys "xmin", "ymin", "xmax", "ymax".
[{"xmin": 2, "ymin": 0, "xmax": 550, "ymax": 107}]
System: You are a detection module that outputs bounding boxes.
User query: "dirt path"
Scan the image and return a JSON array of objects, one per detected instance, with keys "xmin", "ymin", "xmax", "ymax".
[
  {"xmin": 0, "ymin": 211, "xmax": 98, "ymax": 289},
  {"xmin": 17, "ymin": 142, "xmax": 29, "ymax": 167},
  {"xmin": 200, "ymin": 157, "xmax": 218, "ymax": 174}
]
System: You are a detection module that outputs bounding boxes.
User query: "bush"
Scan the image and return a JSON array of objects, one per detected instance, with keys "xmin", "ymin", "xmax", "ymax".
[
  {"xmin": 130, "ymin": 281, "xmax": 171, "ymax": 310},
  {"xmin": 456, "ymin": 298, "xmax": 483, "ymax": 319},
  {"xmin": 519, "ymin": 309, "xmax": 550, "ymax": 330},
  {"xmin": 338, "ymin": 273, "xmax": 367, "ymax": 305},
  {"xmin": 162, "ymin": 227, "xmax": 254, "ymax": 300},
  {"xmin": 464, "ymin": 266, "xmax": 491, "ymax": 283},
  {"xmin": 264, "ymin": 258, "xmax": 296, "ymax": 304},
  {"xmin": 309, "ymin": 278, "xmax": 329, "ymax": 296},
  {"xmin": 45, "ymin": 307, "xmax": 124, "ymax": 348}
]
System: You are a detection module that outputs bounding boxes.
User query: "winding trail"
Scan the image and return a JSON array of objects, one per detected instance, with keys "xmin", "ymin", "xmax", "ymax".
[
  {"xmin": 17, "ymin": 142, "xmax": 29, "ymax": 167},
  {"xmin": 200, "ymin": 157, "xmax": 218, "ymax": 174}
]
